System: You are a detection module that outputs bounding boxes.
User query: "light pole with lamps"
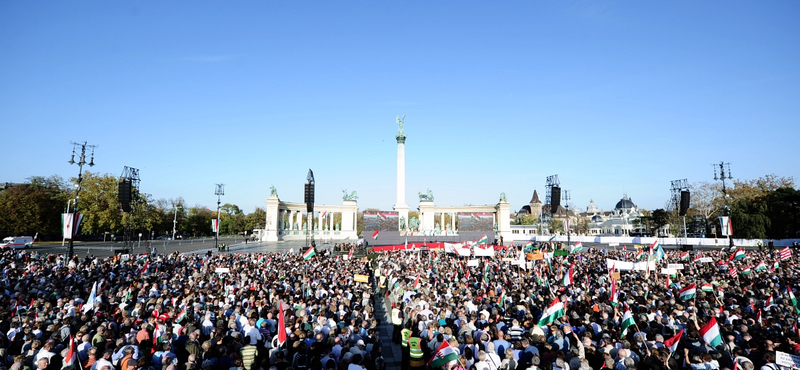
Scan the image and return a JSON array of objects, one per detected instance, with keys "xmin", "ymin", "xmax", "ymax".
[
  {"xmin": 172, "ymin": 203, "xmax": 182, "ymax": 241},
  {"xmin": 713, "ymin": 162, "xmax": 734, "ymax": 249},
  {"xmin": 66, "ymin": 141, "xmax": 96, "ymax": 260},
  {"xmin": 215, "ymin": 184, "xmax": 225, "ymax": 249}
]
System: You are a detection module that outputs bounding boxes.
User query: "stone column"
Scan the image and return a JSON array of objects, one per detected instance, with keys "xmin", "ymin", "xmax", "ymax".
[{"xmin": 264, "ymin": 194, "xmax": 280, "ymax": 241}]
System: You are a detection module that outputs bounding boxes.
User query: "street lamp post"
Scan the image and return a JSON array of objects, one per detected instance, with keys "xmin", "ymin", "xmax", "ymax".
[
  {"xmin": 713, "ymin": 162, "xmax": 734, "ymax": 249},
  {"xmin": 172, "ymin": 204, "xmax": 182, "ymax": 241},
  {"xmin": 215, "ymin": 184, "xmax": 225, "ymax": 249},
  {"xmin": 66, "ymin": 141, "xmax": 96, "ymax": 260}
]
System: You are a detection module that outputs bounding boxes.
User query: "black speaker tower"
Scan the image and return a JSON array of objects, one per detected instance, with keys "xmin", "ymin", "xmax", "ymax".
[
  {"xmin": 551, "ymin": 186, "xmax": 561, "ymax": 213},
  {"xmin": 679, "ymin": 190, "xmax": 691, "ymax": 216},
  {"xmin": 119, "ymin": 179, "xmax": 132, "ymax": 212}
]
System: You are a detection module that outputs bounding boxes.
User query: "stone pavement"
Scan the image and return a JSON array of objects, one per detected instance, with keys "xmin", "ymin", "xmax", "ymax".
[{"xmin": 374, "ymin": 293, "xmax": 402, "ymax": 369}]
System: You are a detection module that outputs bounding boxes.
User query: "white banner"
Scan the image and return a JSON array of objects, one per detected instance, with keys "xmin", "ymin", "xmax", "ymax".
[
  {"xmin": 661, "ymin": 268, "xmax": 677, "ymax": 275},
  {"xmin": 473, "ymin": 245, "xmax": 495, "ymax": 257},
  {"xmin": 696, "ymin": 257, "xmax": 714, "ymax": 263},
  {"xmin": 467, "ymin": 259, "xmax": 480, "ymax": 267},
  {"xmin": 445, "ymin": 242, "xmax": 471, "ymax": 257},
  {"xmin": 776, "ymin": 351, "xmax": 800, "ymax": 368},
  {"xmin": 606, "ymin": 259, "xmax": 656, "ymax": 271},
  {"xmin": 667, "ymin": 264, "xmax": 685, "ymax": 270}
]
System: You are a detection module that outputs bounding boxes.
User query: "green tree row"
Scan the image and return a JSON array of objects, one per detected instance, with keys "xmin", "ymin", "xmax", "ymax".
[{"xmin": 0, "ymin": 172, "xmax": 267, "ymax": 241}]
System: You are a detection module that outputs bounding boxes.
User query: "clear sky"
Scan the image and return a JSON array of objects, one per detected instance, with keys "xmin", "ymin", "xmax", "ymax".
[{"xmin": 2, "ymin": 1, "xmax": 798, "ymax": 214}]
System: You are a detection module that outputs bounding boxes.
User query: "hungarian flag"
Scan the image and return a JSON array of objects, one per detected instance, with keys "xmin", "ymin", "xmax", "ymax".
[
  {"xmin": 680, "ymin": 251, "xmax": 690, "ymax": 261},
  {"xmin": 371, "ymin": 230, "xmax": 379, "ymax": 239},
  {"xmin": 477, "ymin": 234, "xmax": 489, "ymax": 245},
  {"xmin": 570, "ymin": 242, "xmax": 583, "ymax": 254},
  {"xmin": 537, "ymin": 297, "xmax": 565, "ymax": 327},
  {"xmin": 701, "ymin": 283, "xmax": 714, "ymax": 292},
  {"xmin": 320, "ymin": 210, "xmax": 328, "ymax": 219},
  {"xmin": 63, "ymin": 334, "xmax": 77, "ymax": 367},
  {"xmin": 756, "ymin": 309, "xmax": 762, "ymax": 325},
  {"xmin": 730, "ymin": 249, "xmax": 746, "ymax": 261},
  {"xmin": 634, "ymin": 249, "xmax": 644, "ymax": 261},
  {"xmin": 302, "ymin": 246, "xmax": 316, "ymax": 261},
  {"xmin": 780, "ymin": 246, "xmax": 792, "ymax": 260},
  {"xmin": 497, "ymin": 290, "xmax": 507, "ymax": 308},
  {"xmin": 413, "ymin": 274, "xmax": 420, "ymax": 290},
  {"xmin": 620, "ymin": 306, "xmax": 636, "ymax": 338},
  {"xmin": 741, "ymin": 266, "xmax": 752, "ymax": 275},
  {"xmin": 679, "ymin": 283, "xmax": 697, "ymax": 301},
  {"xmin": 348, "ymin": 248, "xmax": 354, "ymax": 259},
  {"xmin": 277, "ymin": 302, "xmax": 287, "ymax": 345},
  {"xmin": 789, "ymin": 286, "xmax": 799, "ymax": 312},
  {"xmin": 700, "ymin": 317, "xmax": 723, "ymax": 347},
  {"xmin": 666, "ymin": 275, "xmax": 671, "ymax": 289},
  {"xmin": 562, "ymin": 264, "xmax": 574, "ymax": 286},
  {"xmin": 693, "ymin": 255, "xmax": 704, "ymax": 264},
  {"xmin": 729, "ymin": 266, "xmax": 738, "ymax": 278},
  {"xmin": 663, "ymin": 329, "xmax": 684, "ymax": 353},
  {"xmin": 175, "ymin": 306, "xmax": 188, "ymax": 323},
  {"xmin": 755, "ymin": 261, "xmax": 768, "ymax": 272},
  {"xmin": 764, "ymin": 294, "xmax": 774, "ymax": 309},
  {"xmin": 428, "ymin": 341, "xmax": 458, "ymax": 368},
  {"xmin": 548, "ymin": 235, "xmax": 556, "ymax": 242}
]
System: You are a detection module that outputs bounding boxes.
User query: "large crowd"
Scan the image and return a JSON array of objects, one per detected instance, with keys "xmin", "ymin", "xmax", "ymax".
[{"xmin": 0, "ymin": 241, "xmax": 798, "ymax": 370}]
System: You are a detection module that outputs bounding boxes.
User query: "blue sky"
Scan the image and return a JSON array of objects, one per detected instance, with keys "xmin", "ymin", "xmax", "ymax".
[{"xmin": 2, "ymin": 1, "xmax": 798, "ymax": 214}]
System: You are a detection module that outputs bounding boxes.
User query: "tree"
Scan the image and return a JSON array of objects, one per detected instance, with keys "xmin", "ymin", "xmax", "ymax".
[
  {"xmin": 689, "ymin": 181, "xmax": 722, "ymax": 235},
  {"xmin": 765, "ymin": 187, "xmax": 800, "ymax": 238},
  {"xmin": 549, "ymin": 219, "xmax": 564, "ymax": 234},
  {"xmin": 650, "ymin": 209, "xmax": 669, "ymax": 236},
  {"xmin": 243, "ymin": 207, "xmax": 266, "ymax": 232},
  {"xmin": 74, "ymin": 172, "xmax": 124, "ymax": 236},
  {"xmin": 186, "ymin": 206, "xmax": 214, "ymax": 236},
  {"xmin": 516, "ymin": 214, "xmax": 538, "ymax": 226},
  {"xmin": 0, "ymin": 176, "xmax": 70, "ymax": 239},
  {"xmin": 730, "ymin": 197, "xmax": 770, "ymax": 239}
]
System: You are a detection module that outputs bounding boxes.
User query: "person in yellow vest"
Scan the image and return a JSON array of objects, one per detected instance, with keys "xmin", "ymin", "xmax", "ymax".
[
  {"xmin": 400, "ymin": 322, "xmax": 412, "ymax": 370},
  {"xmin": 392, "ymin": 303, "xmax": 404, "ymax": 344},
  {"xmin": 408, "ymin": 334, "xmax": 425, "ymax": 370}
]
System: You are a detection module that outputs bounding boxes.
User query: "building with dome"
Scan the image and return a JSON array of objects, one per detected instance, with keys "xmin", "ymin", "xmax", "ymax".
[{"xmin": 583, "ymin": 195, "xmax": 644, "ymax": 236}]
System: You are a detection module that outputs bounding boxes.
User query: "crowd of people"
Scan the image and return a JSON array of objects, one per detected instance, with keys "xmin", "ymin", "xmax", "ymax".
[{"xmin": 0, "ymin": 241, "xmax": 797, "ymax": 370}]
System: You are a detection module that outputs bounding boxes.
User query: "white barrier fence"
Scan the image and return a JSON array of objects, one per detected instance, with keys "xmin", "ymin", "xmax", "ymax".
[{"xmin": 514, "ymin": 235, "xmax": 800, "ymax": 247}]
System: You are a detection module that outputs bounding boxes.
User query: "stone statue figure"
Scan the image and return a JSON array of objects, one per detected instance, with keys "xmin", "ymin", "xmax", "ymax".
[
  {"xmin": 399, "ymin": 216, "xmax": 406, "ymax": 229},
  {"xmin": 397, "ymin": 115, "xmax": 405, "ymax": 135},
  {"xmin": 270, "ymin": 185, "xmax": 278, "ymax": 196},
  {"xmin": 341, "ymin": 189, "xmax": 358, "ymax": 201},
  {"xmin": 418, "ymin": 188, "xmax": 434, "ymax": 202},
  {"xmin": 409, "ymin": 217, "xmax": 420, "ymax": 231},
  {"xmin": 500, "ymin": 192, "xmax": 507, "ymax": 202}
]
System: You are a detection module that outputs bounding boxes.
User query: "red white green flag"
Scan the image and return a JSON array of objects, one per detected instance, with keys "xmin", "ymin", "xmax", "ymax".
[
  {"xmin": 663, "ymin": 329, "xmax": 684, "ymax": 353},
  {"xmin": 679, "ymin": 283, "xmax": 697, "ymax": 301},
  {"xmin": 371, "ymin": 230, "xmax": 379, "ymax": 239},
  {"xmin": 428, "ymin": 340, "xmax": 458, "ymax": 368},
  {"xmin": 700, "ymin": 317, "xmax": 723, "ymax": 347},
  {"xmin": 537, "ymin": 297, "xmax": 565, "ymax": 327},
  {"xmin": 302, "ymin": 246, "xmax": 316, "ymax": 261}
]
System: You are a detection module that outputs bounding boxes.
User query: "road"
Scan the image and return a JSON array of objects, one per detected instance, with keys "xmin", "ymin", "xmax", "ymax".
[
  {"xmin": 28, "ymin": 238, "xmax": 322, "ymax": 258},
  {"xmin": 22, "ymin": 239, "xmax": 734, "ymax": 259}
]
